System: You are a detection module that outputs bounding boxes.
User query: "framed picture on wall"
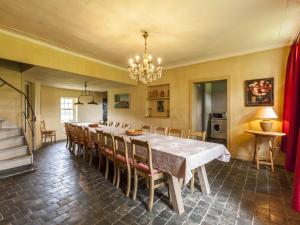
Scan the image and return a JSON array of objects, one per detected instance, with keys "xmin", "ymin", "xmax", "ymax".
[
  {"xmin": 114, "ymin": 93, "xmax": 130, "ymax": 109},
  {"xmin": 244, "ymin": 78, "xmax": 274, "ymax": 106}
]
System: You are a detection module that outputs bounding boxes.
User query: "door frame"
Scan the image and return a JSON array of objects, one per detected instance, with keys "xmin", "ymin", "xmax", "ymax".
[{"xmin": 189, "ymin": 75, "xmax": 231, "ymax": 150}]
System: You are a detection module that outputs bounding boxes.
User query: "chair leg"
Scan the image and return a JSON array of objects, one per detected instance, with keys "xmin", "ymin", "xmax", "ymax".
[
  {"xmin": 66, "ymin": 137, "xmax": 68, "ymax": 147},
  {"xmin": 89, "ymin": 149, "xmax": 93, "ymax": 165},
  {"xmin": 191, "ymin": 169, "xmax": 195, "ymax": 192},
  {"xmin": 105, "ymin": 157, "xmax": 109, "ymax": 179},
  {"xmin": 133, "ymin": 169, "xmax": 138, "ymax": 201},
  {"xmin": 148, "ymin": 178, "xmax": 155, "ymax": 211},
  {"xmin": 113, "ymin": 161, "xmax": 117, "ymax": 186},
  {"xmin": 116, "ymin": 164, "xmax": 121, "ymax": 188},
  {"xmin": 126, "ymin": 166, "xmax": 131, "ymax": 197},
  {"xmin": 98, "ymin": 152, "xmax": 101, "ymax": 171}
]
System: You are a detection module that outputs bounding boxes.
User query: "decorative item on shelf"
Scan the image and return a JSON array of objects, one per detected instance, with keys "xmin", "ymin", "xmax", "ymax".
[
  {"xmin": 245, "ymin": 78, "xmax": 274, "ymax": 106},
  {"xmin": 114, "ymin": 93, "xmax": 130, "ymax": 109},
  {"xmin": 74, "ymin": 82, "xmax": 98, "ymax": 105},
  {"xmin": 157, "ymin": 101, "xmax": 164, "ymax": 112},
  {"xmin": 125, "ymin": 129, "xmax": 144, "ymax": 136},
  {"xmin": 128, "ymin": 31, "xmax": 163, "ymax": 84},
  {"xmin": 256, "ymin": 107, "xmax": 278, "ymax": 131},
  {"xmin": 152, "ymin": 90, "xmax": 158, "ymax": 98},
  {"xmin": 160, "ymin": 91, "xmax": 165, "ymax": 97}
]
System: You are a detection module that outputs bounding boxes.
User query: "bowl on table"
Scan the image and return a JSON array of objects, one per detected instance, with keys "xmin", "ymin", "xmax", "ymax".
[
  {"xmin": 125, "ymin": 129, "xmax": 143, "ymax": 136},
  {"xmin": 88, "ymin": 124, "xmax": 99, "ymax": 128}
]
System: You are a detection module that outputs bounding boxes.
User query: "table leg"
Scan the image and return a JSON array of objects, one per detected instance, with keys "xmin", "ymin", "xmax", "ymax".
[
  {"xmin": 256, "ymin": 136, "xmax": 261, "ymax": 170},
  {"xmin": 269, "ymin": 137, "xmax": 275, "ymax": 172},
  {"xmin": 253, "ymin": 136, "xmax": 257, "ymax": 163},
  {"xmin": 168, "ymin": 175, "xmax": 184, "ymax": 215},
  {"xmin": 197, "ymin": 165, "xmax": 211, "ymax": 194}
]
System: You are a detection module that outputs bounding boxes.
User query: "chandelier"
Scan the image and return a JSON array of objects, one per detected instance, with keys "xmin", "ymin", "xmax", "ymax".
[
  {"xmin": 128, "ymin": 31, "xmax": 163, "ymax": 84},
  {"xmin": 74, "ymin": 82, "xmax": 98, "ymax": 105}
]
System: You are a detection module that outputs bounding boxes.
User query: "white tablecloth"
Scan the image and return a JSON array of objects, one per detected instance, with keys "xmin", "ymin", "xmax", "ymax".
[{"xmin": 87, "ymin": 125, "xmax": 231, "ymax": 185}]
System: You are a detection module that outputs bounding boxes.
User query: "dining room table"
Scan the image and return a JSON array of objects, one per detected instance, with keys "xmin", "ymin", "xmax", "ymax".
[{"xmin": 78, "ymin": 123, "xmax": 231, "ymax": 214}]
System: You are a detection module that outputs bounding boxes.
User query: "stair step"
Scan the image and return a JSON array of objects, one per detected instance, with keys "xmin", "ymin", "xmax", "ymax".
[
  {"xmin": 0, "ymin": 164, "xmax": 36, "ymax": 179},
  {"xmin": 0, "ymin": 136, "xmax": 24, "ymax": 150},
  {"xmin": 0, "ymin": 128, "xmax": 21, "ymax": 140},
  {"xmin": 0, "ymin": 145, "xmax": 28, "ymax": 160},
  {"xmin": 0, "ymin": 155, "xmax": 33, "ymax": 171}
]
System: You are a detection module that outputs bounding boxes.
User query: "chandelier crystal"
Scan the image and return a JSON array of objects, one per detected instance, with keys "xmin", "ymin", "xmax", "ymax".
[{"xmin": 128, "ymin": 31, "xmax": 163, "ymax": 84}]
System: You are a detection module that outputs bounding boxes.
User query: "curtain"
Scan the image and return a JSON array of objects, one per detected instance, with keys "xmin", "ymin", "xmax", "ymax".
[{"xmin": 282, "ymin": 41, "xmax": 300, "ymax": 211}]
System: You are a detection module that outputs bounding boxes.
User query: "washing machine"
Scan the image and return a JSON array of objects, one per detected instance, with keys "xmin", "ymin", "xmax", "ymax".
[{"xmin": 210, "ymin": 118, "xmax": 227, "ymax": 140}]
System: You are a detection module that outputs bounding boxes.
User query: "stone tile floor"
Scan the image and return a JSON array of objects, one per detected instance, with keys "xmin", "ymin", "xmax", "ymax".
[{"xmin": 0, "ymin": 141, "xmax": 299, "ymax": 225}]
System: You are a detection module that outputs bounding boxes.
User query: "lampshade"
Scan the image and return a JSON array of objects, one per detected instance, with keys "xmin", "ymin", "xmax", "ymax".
[{"xmin": 256, "ymin": 107, "xmax": 278, "ymax": 119}]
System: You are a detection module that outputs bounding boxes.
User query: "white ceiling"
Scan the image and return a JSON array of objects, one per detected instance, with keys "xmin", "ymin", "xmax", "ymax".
[
  {"xmin": 23, "ymin": 66, "xmax": 128, "ymax": 91},
  {"xmin": 0, "ymin": 0, "xmax": 299, "ymax": 68}
]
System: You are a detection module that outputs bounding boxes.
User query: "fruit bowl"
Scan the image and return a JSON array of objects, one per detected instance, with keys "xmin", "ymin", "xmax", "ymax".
[
  {"xmin": 125, "ymin": 129, "xmax": 143, "ymax": 136},
  {"xmin": 88, "ymin": 124, "xmax": 99, "ymax": 128}
]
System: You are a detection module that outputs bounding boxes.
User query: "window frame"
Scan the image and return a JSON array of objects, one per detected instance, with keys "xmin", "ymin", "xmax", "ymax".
[{"xmin": 60, "ymin": 97, "xmax": 78, "ymax": 123}]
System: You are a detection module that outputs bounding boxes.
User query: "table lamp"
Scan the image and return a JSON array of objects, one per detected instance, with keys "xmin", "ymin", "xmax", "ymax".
[{"xmin": 256, "ymin": 107, "xmax": 278, "ymax": 132}]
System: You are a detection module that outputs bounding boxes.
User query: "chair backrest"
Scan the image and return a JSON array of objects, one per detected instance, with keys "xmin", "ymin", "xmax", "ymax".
[
  {"xmin": 114, "ymin": 135, "xmax": 129, "ymax": 163},
  {"xmin": 122, "ymin": 123, "xmax": 131, "ymax": 129},
  {"xmin": 141, "ymin": 125, "xmax": 151, "ymax": 132},
  {"xmin": 131, "ymin": 138, "xmax": 154, "ymax": 174},
  {"xmin": 108, "ymin": 121, "xmax": 114, "ymax": 126},
  {"xmin": 103, "ymin": 132, "xmax": 116, "ymax": 156},
  {"xmin": 168, "ymin": 128, "xmax": 183, "ymax": 138},
  {"xmin": 64, "ymin": 123, "xmax": 70, "ymax": 134},
  {"xmin": 187, "ymin": 130, "xmax": 206, "ymax": 141},
  {"xmin": 40, "ymin": 120, "xmax": 46, "ymax": 132},
  {"xmin": 96, "ymin": 130, "xmax": 105, "ymax": 149},
  {"xmin": 115, "ymin": 122, "xmax": 121, "ymax": 127},
  {"xmin": 155, "ymin": 126, "xmax": 167, "ymax": 136}
]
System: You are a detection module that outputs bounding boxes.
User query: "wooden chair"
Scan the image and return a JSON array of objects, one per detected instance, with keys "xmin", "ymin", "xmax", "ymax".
[
  {"xmin": 103, "ymin": 132, "xmax": 117, "ymax": 185},
  {"xmin": 122, "ymin": 123, "xmax": 131, "ymax": 129},
  {"xmin": 96, "ymin": 130, "xmax": 106, "ymax": 171},
  {"xmin": 115, "ymin": 122, "xmax": 121, "ymax": 127},
  {"xmin": 131, "ymin": 138, "xmax": 167, "ymax": 211},
  {"xmin": 168, "ymin": 128, "xmax": 183, "ymax": 138},
  {"xmin": 108, "ymin": 121, "xmax": 114, "ymax": 126},
  {"xmin": 64, "ymin": 123, "xmax": 70, "ymax": 148},
  {"xmin": 84, "ymin": 127, "xmax": 96, "ymax": 165},
  {"xmin": 141, "ymin": 125, "xmax": 151, "ymax": 132},
  {"xmin": 187, "ymin": 130, "xmax": 207, "ymax": 192},
  {"xmin": 154, "ymin": 126, "xmax": 167, "ymax": 136},
  {"xmin": 114, "ymin": 135, "xmax": 132, "ymax": 197},
  {"xmin": 76, "ymin": 126, "xmax": 85, "ymax": 157},
  {"xmin": 40, "ymin": 120, "xmax": 56, "ymax": 144}
]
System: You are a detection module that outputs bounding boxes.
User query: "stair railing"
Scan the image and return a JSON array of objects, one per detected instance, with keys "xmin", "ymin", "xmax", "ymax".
[{"xmin": 0, "ymin": 77, "xmax": 36, "ymax": 159}]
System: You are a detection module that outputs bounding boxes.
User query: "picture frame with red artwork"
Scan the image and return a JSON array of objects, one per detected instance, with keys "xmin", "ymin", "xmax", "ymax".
[{"xmin": 244, "ymin": 78, "xmax": 274, "ymax": 106}]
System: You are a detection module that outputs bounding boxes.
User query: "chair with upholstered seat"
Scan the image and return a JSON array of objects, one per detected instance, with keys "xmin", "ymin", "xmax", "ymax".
[
  {"xmin": 131, "ymin": 138, "xmax": 167, "ymax": 211},
  {"xmin": 141, "ymin": 125, "xmax": 152, "ymax": 132},
  {"xmin": 154, "ymin": 126, "xmax": 167, "ymax": 136},
  {"xmin": 103, "ymin": 132, "xmax": 117, "ymax": 185},
  {"xmin": 96, "ymin": 130, "xmax": 105, "ymax": 171},
  {"xmin": 168, "ymin": 128, "xmax": 183, "ymax": 138},
  {"xmin": 40, "ymin": 120, "xmax": 56, "ymax": 145},
  {"xmin": 187, "ymin": 130, "xmax": 207, "ymax": 192},
  {"xmin": 114, "ymin": 135, "xmax": 132, "ymax": 197}
]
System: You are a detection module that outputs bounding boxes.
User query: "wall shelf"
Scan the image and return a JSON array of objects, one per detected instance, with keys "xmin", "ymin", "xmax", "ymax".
[{"xmin": 145, "ymin": 84, "xmax": 170, "ymax": 118}]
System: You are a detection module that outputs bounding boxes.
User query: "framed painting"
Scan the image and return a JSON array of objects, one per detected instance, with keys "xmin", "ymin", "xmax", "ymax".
[
  {"xmin": 245, "ymin": 78, "xmax": 274, "ymax": 106},
  {"xmin": 114, "ymin": 93, "xmax": 130, "ymax": 109}
]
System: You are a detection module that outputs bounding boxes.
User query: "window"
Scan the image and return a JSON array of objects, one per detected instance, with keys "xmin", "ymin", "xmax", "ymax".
[{"xmin": 60, "ymin": 97, "xmax": 77, "ymax": 122}]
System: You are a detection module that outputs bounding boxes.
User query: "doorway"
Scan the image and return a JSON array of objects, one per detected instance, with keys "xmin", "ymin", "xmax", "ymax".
[
  {"xmin": 191, "ymin": 79, "xmax": 228, "ymax": 145},
  {"xmin": 102, "ymin": 98, "xmax": 107, "ymax": 122}
]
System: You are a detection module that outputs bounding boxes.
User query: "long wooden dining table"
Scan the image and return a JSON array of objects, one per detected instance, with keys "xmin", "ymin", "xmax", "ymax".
[{"xmin": 78, "ymin": 124, "xmax": 231, "ymax": 214}]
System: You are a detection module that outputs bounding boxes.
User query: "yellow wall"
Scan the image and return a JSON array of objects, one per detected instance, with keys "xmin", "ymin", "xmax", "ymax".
[
  {"xmin": 108, "ymin": 47, "xmax": 289, "ymax": 164},
  {"xmin": 0, "ymin": 29, "xmax": 135, "ymax": 86},
  {"xmin": 0, "ymin": 59, "xmax": 22, "ymax": 127},
  {"xmin": 40, "ymin": 86, "xmax": 106, "ymax": 143}
]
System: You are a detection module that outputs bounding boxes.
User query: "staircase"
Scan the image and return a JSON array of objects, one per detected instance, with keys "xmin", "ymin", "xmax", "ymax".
[{"xmin": 0, "ymin": 119, "xmax": 34, "ymax": 177}]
